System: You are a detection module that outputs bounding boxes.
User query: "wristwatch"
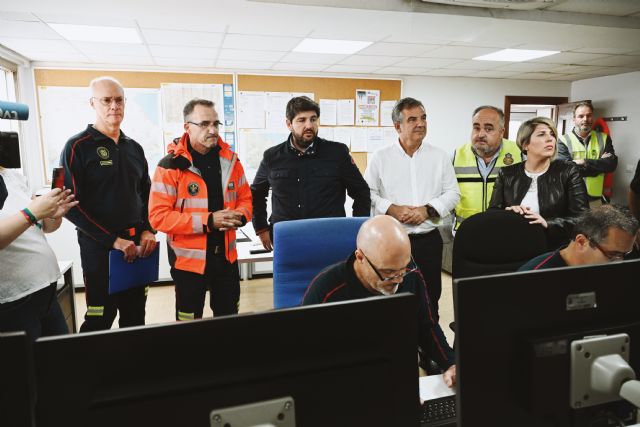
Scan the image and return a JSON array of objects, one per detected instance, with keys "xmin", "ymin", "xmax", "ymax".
[{"xmin": 425, "ymin": 204, "xmax": 439, "ymax": 219}]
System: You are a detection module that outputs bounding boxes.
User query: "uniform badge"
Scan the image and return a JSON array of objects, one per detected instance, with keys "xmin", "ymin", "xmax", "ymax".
[
  {"xmin": 503, "ymin": 153, "xmax": 514, "ymax": 165},
  {"xmin": 187, "ymin": 182, "xmax": 199, "ymax": 196},
  {"xmin": 97, "ymin": 147, "xmax": 110, "ymax": 159},
  {"xmin": 591, "ymin": 149, "xmax": 597, "ymax": 158},
  {"xmin": 227, "ymin": 181, "xmax": 235, "ymax": 191}
]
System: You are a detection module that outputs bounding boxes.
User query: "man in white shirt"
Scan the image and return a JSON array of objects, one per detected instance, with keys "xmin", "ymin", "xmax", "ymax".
[{"xmin": 364, "ymin": 97, "xmax": 460, "ymax": 316}]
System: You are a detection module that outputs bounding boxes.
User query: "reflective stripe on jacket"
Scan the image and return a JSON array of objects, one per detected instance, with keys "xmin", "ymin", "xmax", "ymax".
[
  {"xmin": 453, "ymin": 139, "xmax": 521, "ymax": 230},
  {"xmin": 148, "ymin": 133, "xmax": 252, "ymax": 273},
  {"xmin": 558, "ymin": 131, "xmax": 606, "ymax": 197}
]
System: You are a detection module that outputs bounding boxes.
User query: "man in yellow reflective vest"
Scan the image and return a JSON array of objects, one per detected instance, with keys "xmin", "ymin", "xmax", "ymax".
[
  {"xmin": 557, "ymin": 101, "xmax": 617, "ymax": 206},
  {"xmin": 453, "ymin": 106, "xmax": 522, "ymax": 231}
]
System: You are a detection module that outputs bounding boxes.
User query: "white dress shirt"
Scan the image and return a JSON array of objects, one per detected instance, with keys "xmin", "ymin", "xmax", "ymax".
[{"xmin": 365, "ymin": 140, "xmax": 461, "ymax": 234}]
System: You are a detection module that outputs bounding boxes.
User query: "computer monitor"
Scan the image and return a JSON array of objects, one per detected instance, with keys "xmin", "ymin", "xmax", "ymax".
[
  {"xmin": 0, "ymin": 331, "xmax": 34, "ymax": 427},
  {"xmin": 454, "ymin": 259, "xmax": 640, "ymax": 427},
  {"xmin": 34, "ymin": 294, "xmax": 419, "ymax": 427}
]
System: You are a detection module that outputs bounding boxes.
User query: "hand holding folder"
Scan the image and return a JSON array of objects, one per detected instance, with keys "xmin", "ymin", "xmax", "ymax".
[{"xmin": 108, "ymin": 245, "xmax": 160, "ymax": 295}]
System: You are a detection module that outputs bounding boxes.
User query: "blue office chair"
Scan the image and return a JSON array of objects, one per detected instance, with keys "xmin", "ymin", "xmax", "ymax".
[{"xmin": 272, "ymin": 217, "xmax": 369, "ymax": 308}]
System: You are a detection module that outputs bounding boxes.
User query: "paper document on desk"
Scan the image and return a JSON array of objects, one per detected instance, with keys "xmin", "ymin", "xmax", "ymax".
[{"xmin": 419, "ymin": 375, "xmax": 455, "ymax": 403}]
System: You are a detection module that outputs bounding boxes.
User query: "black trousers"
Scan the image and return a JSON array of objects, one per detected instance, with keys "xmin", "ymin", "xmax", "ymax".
[
  {"xmin": 171, "ymin": 251, "xmax": 240, "ymax": 320},
  {"xmin": 409, "ymin": 229, "xmax": 443, "ymax": 318},
  {"xmin": 77, "ymin": 231, "xmax": 147, "ymax": 332},
  {"xmin": 0, "ymin": 282, "xmax": 68, "ymax": 341}
]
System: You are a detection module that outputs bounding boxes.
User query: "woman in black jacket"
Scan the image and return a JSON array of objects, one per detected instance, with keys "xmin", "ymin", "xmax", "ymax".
[{"xmin": 489, "ymin": 116, "xmax": 589, "ymax": 248}]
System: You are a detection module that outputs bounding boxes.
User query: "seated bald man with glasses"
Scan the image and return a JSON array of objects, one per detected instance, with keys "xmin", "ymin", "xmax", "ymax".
[
  {"xmin": 519, "ymin": 204, "xmax": 638, "ymax": 271},
  {"xmin": 301, "ymin": 215, "xmax": 456, "ymax": 387}
]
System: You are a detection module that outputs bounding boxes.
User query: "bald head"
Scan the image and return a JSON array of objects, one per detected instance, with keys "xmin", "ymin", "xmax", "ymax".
[
  {"xmin": 357, "ymin": 215, "xmax": 411, "ymax": 265},
  {"xmin": 90, "ymin": 76, "xmax": 124, "ymax": 94}
]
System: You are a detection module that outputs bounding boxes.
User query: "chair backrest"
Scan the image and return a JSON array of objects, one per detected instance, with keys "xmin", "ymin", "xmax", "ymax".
[
  {"xmin": 452, "ymin": 210, "xmax": 548, "ymax": 279},
  {"xmin": 273, "ymin": 217, "xmax": 369, "ymax": 308}
]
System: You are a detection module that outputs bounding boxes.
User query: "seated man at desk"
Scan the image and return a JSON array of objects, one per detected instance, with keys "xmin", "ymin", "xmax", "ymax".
[
  {"xmin": 519, "ymin": 204, "xmax": 638, "ymax": 270},
  {"xmin": 301, "ymin": 215, "xmax": 456, "ymax": 387}
]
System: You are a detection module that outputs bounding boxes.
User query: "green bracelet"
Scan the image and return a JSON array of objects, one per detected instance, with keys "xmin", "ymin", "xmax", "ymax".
[{"xmin": 21, "ymin": 207, "xmax": 37, "ymax": 225}]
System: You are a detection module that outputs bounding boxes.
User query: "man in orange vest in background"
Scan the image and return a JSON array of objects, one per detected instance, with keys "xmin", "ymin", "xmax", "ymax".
[{"xmin": 149, "ymin": 99, "xmax": 252, "ymax": 320}]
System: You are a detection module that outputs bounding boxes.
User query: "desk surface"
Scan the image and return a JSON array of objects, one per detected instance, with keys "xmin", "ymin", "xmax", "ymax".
[{"xmin": 236, "ymin": 228, "xmax": 274, "ymax": 264}]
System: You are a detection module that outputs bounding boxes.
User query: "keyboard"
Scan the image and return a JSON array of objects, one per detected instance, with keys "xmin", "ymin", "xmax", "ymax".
[{"xmin": 420, "ymin": 394, "xmax": 457, "ymax": 427}]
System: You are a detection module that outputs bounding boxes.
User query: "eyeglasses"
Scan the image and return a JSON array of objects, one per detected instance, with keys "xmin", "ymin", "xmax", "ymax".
[
  {"xmin": 92, "ymin": 96, "xmax": 125, "ymax": 106},
  {"xmin": 188, "ymin": 120, "xmax": 222, "ymax": 129},
  {"xmin": 585, "ymin": 235, "xmax": 631, "ymax": 261},
  {"xmin": 361, "ymin": 251, "xmax": 418, "ymax": 283}
]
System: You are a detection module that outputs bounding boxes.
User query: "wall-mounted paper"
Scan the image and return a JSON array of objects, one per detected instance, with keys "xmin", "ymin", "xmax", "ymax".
[
  {"xmin": 380, "ymin": 100, "xmax": 397, "ymax": 127},
  {"xmin": 337, "ymin": 99, "xmax": 355, "ymax": 126},
  {"xmin": 318, "ymin": 127, "xmax": 335, "ymax": 141},
  {"xmin": 355, "ymin": 89, "xmax": 380, "ymax": 126},
  {"xmin": 319, "ymin": 99, "xmax": 338, "ymax": 125},
  {"xmin": 265, "ymin": 92, "xmax": 291, "ymax": 132},
  {"xmin": 351, "ymin": 127, "xmax": 368, "ymax": 152},
  {"xmin": 367, "ymin": 127, "xmax": 385, "ymax": 153},
  {"xmin": 334, "ymin": 127, "xmax": 353, "ymax": 146},
  {"xmin": 238, "ymin": 91, "xmax": 266, "ymax": 129}
]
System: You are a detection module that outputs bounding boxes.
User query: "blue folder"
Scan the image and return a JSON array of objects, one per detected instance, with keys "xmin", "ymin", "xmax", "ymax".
[{"xmin": 108, "ymin": 245, "xmax": 160, "ymax": 295}]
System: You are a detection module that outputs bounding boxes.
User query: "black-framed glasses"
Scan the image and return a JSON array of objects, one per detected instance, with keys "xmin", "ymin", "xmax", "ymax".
[
  {"xmin": 585, "ymin": 235, "xmax": 631, "ymax": 261},
  {"xmin": 188, "ymin": 120, "xmax": 222, "ymax": 129},
  {"xmin": 92, "ymin": 96, "xmax": 125, "ymax": 106},
  {"xmin": 361, "ymin": 251, "xmax": 418, "ymax": 283}
]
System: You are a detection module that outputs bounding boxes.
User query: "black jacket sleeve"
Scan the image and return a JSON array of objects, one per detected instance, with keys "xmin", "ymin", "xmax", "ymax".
[
  {"xmin": 583, "ymin": 135, "xmax": 617, "ymax": 176},
  {"xmin": 545, "ymin": 162, "xmax": 589, "ymax": 246},
  {"xmin": 60, "ymin": 140, "xmax": 117, "ymax": 248},
  {"xmin": 139, "ymin": 147, "xmax": 153, "ymax": 234},
  {"xmin": 338, "ymin": 146, "xmax": 371, "ymax": 217},
  {"xmin": 488, "ymin": 169, "xmax": 506, "ymax": 210},
  {"xmin": 251, "ymin": 154, "xmax": 271, "ymax": 233},
  {"xmin": 556, "ymin": 140, "xmax": 572, "ymax": 162}
]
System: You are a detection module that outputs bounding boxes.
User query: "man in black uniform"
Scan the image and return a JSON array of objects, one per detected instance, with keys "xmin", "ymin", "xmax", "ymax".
[
  {"xmin": 251, "ymin": 96, "xmax": 370, "ymax": 251},
  {"xmin": 301, "ymin": 215, "xmax": 456, "ymax": 388},
  {"xmin": 60, "ymin": 76, "xmax": 156, "ymax": 332}
]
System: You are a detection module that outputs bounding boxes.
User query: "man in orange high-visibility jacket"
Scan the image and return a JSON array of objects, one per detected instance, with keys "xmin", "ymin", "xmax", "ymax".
[{"xmin": 149, "ymin": 99, "xmax": 252, "ymax": 320}]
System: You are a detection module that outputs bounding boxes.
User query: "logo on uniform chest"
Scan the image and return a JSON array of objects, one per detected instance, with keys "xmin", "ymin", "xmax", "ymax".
[
  {"xmin": 97, "ymin": 146, "xmax": 113, "ymax": 166},
  {"xmin": 187, "ymin": 182, "xmax": 200, "ymax": 196}
]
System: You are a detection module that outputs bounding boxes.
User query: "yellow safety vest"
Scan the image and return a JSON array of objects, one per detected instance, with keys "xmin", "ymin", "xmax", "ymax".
[
  {"xmin": 453, "ymin": 139, "xmax": 521, "ymax": 230},
  {"xmin": 558, "ymin": 131, "xmax": 606, "ymax": 198}
]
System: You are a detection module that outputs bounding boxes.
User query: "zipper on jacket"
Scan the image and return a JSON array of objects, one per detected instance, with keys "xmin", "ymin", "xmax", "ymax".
[{"xmin": 180, "ymin": 199, "xmax": 186, "ymax": 213}]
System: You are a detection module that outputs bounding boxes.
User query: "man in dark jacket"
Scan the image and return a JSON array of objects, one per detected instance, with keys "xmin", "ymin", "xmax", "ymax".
[
  {"xmin": 251, "ymin": 96, "xmax": 370, "ymax": 251},
  {"xmin": 302, "ymin": 215, "xmax": 456, "ymax": 387}
]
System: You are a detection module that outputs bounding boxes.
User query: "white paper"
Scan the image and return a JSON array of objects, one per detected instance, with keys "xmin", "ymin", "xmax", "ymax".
[
  {"xmin": 380, "ymin": 100, "xmax": 396, "ymax": 127},
  {"xmin": 318, "ymin": 127, "xmax": 335, "ymax": 141},
  {"xmin": 355, "ymin": 89, "xmax": 380, "ymax": 126},
  {"xmin": 265, "ymin": 92, "xmax": 291, "ymax": 132},
  {"xmin": 337, "ymin": 99, "xmax": 355, "ymax": 126},
  {"xmin": 319, "ymin": 99, "xmax": 337, "ymax": 126},
  {"xmin": 419, "ymin": 375, "xmax": 455, "ymax": 403},
  {"xmin": 333, "ymin": 127, "xmax": 353, "ymax": 146},
  {"xmin": 238, "ymin": 91, "xmax": 266, "ymax": 129},
  {"xmin": 366, "ymin": 127, "xmax": 385, "ymax": 153},
  {"xmin": 384, "ymin": 127, "xmax": 398, "ymax": 146},
  {"xmin": 351, "ymin": 127, "xmax": 368, "ymax": 152}
]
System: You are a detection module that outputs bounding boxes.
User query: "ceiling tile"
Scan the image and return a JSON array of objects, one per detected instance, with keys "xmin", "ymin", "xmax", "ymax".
[
  {"xmin": 465, "ymin": 70, "xmax": 520, "ymax": 79},
  {"xmin": 446, "ymin": 60, "xmax": 503, "ymax": 70},
  {"xmin": 216, "ymin": 59, "xmax": 274, "ymax": 70},
  {"xmin": 546, "ymin": 1, "xmax": 640, "ymax": 16},
  {"xmin": 36, "ymin": 13, "xmax": 136, "ymax": 28},
  {"xmin": 0, "ymin": 19, "xmax": 62, "ymax": 39},
  {"xmin": 87, "ymin": 55, "xmax": 155, "ymax": 66},
  {"xmin": 141, "ymin": 29, "xmax": 223, "ymax": 48},
  {"xmin": 548, "ymin": 64, "xmax": 607, "ymax": 74},
  {"xmin": 338, "ymin": 55, "xmax": 402, "ymax": 67},
  {"xmin": 271, "ymin": 62, "xmax": 330, "ymax": 72},
  {"xmin": 0, "ymin": 38, "xmax": 77, "ymax": 55},
  {"xmin": 508, "ymin": 72, "xmax": 562, "ymax": 80},
  {"xmin": 218, "ymin": 49, "xmax": 286, "ymax": 62},
  {"xmin": 530, "ymin": 51, "xmax": 609, "ymax": 64},
  {"xmin": 422, "ymin": 69, "xmax": 473, "ymax": 77},
  {"xmin": 392, "ymin": 57, "xmax": 458, "ymax": 68},
  {"xmin": 357, "ymin": 42, "xmax": 441, "ymax": 57},
  {"xmin": 149, "ymin": 45, "xmax": 218, "ymax": 59},
  {"xmin": 0, "ymin": 12, "xmax": 39, "ymax": 22},
  {"xmin": 279, "ymin": 52, "xmax": 347, "ymax": 65},
  {"xmin": 579, "ymin": 55, "xmax": 640, "ymax": 67},
  {"xmin": 372, "ymin": 66, "xmax": 427, "ymax": 75},
  {"xmin": 545, "ymin": 74, "xmax": 583, "ymax": 81},
  {"xmin": 71, "ymin": 41, "xmax": 149, "ymax": 56},
  {"xmin": 324, "ymin": 64, "xmax": 380, "ymax": 74},
  {"xmin": 422, "ymin": 45, "xmax": 498, "ymax": 59},
  {"xmin": 572, "ymin": 46, "xmax": 640, "ymax": 55},
  {"xmin": 494, "ymin": 62, "xmax": 562, "ymax": 72},
  {"xmin": 223, "ymin": 34, "xmax": 301, "ymax": 52},
  {"xmin": 137, "ymin": 15, "xmax": 226, "ymax": 33},
  {"xmin": 154, "ymin": 57, "xmax": 215, "ymax": 67},
  {"xmin": 27, "ymin": 52, "xmax": 90, "ymax": 62}
]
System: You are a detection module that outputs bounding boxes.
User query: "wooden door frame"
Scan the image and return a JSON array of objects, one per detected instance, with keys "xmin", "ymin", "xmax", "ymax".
[{"xmin": 503, "ymin": 95, "xmax": 569, "ymax": 139}]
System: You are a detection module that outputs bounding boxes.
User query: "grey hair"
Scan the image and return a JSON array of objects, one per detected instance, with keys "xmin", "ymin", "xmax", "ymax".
[
  {"xmin": 391, "ymin": 97, "xmax": 425, "ymax": 125},
  {"xmin": 472, "ymin": 105, "xmax": 505, "ymax": 128},
  {"xmin": 89, "ymin": 76, "xmax": 124, "ymax": 92},
  {"xmin": 573, "ymin": 204, "xmax": 640, "ymax": 243},
  {"xmin": 183, "ymin": 98, "xmax": 215, "ymax": 122},
  {"xmin": 573, "ymin": 101, "xmax": 594, "ymax": 116}
]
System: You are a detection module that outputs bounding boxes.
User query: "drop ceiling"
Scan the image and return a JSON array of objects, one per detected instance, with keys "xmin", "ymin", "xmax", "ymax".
[{"xmin": 0, "ymin": 0, "xmax": 639, "ymax": 81}]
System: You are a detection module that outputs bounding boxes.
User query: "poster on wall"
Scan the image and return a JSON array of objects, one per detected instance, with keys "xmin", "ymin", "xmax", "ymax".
[{"xmin": 355, "ymin": 89, "xmax": 380, "ymax": 126}]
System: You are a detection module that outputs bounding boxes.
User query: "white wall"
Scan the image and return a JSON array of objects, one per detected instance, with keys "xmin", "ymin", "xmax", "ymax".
[
  {"xmin": 570, "ymin": 71, "xmax": 640, "ymax": 206},
  {"xmin": 402, "ymin": 76, "xmax": 571, "ymax": 155}
]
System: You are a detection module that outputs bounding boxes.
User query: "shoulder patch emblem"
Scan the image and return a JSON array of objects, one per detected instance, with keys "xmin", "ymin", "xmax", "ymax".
[
  {"xmin": 187, "ymin": 182, "xmax": 200, "ymax": 196},
  {"xmin": 227, "ymin": 181, "xmax": 235, "ymax": 191},
  {"xmin": 503, "ymin": 153, "xmax": 514, "ymax": 165},
  {"xmin": 97, "ymin": 147, "xmax": 110, "ymax": 159}
]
